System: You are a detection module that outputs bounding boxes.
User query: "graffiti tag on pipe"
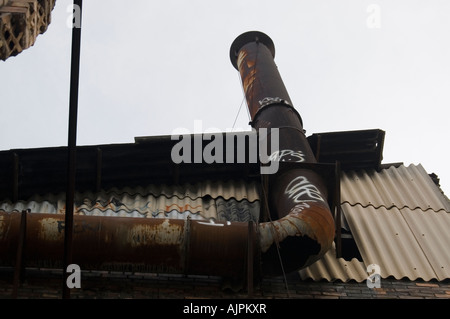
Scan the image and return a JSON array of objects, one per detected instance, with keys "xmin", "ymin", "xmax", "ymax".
[
  {"xmin": 258, "ymin": 96, "xmax": 291, "ymax": 108},
  {"xmin": 269, "ymin": 149, "xmax": 306, "ymax": 162},
  {"xmin": 289, "ymin": 202, "xmax": 311, "ymax": 216},
  {"xmin": 285, "ymin": 176, "xmax": 325, "ymax": 203}
]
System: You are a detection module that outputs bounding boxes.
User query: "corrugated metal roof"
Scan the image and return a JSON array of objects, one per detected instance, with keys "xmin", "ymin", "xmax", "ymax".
[
  {"xmin": 299, "ymin": 242, "xmax": 368, "ymax": 282},
  {"xmin": 343, "ymin": 203, "xmax": 450, "ymax": 281},
  {"xmin": 0, "ymin": 180, "xmax": 261, "ymax": 222},
  {"xmin": 301, "ymin": 204, "xmax": 450, "ymax": 282},
  {"xmin": 300, "ymin": 164, "xmax": 450, "ymax": 282},
  {"xmin": 91, "ymin": 179, "xmax": 261, "ymax": 202},
  {"xmin": 341, "ymin": 164, "xmax": 450, "ymax": 212}
]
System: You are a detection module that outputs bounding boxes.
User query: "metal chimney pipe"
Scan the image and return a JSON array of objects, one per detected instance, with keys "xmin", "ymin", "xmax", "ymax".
[{"xmin": 230, "ymin": 31, "xmax": 335, "ymax": 275}]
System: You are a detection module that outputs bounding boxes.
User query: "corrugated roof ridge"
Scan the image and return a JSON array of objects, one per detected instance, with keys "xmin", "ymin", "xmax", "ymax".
[
  {"xmin": 0, "ymin": 207, "xmax": 211, "ymax": 220},
  {"xmin": 93, "ymin": 179, "xmax": 260, "ymax": 202},
  {"xmin": 299, "ymin": 242, "xmax": 368, "ymax": 282},
  {"xmin": 1, "ymin": 179, "xmax": 260, "ymax": 205},
  {"xmin": 340, "ymin": 201, "xmax": 450, "ymax": 214},
  {"xmin": 341, "ymin": 203, "xmax": 450, "ymax": 281},
  {"xmin": 379, "ymin": 274, "xmax": 443, "ymax": 281},
  {"xmin": 341, "ymin": 163, "xmax": 450, "ymax": 212},
  {"xmin": 76, "ymin": 208, "xmax": 207, "ymax": 220}
]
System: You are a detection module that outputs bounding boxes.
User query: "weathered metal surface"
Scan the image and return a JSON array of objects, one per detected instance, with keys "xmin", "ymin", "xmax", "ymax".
[
  {"xmin": 341, "ymin": 163, "xmax": 450, "ymax": 212},
  {"xmin": 231, "ymin": 31, "xmax": 335, "ymax": 275},
  {"xmin": 0, "ymin": 211, "xmax": 258, "ymax": 278},
  {"xmin": 12, "ymin": 209, "xmax": 27, "ymax": 298},
  {"xmin": 0, "ymin": 140, "xmax": 261, "ymax": 202},
  {"xmin": 0, "ymin": 180, "xmax": 261, "ymax": 221},
  {"xmin": 187, "ymin": 219, "xmax": 258, "ymax": 279},
  {"xmin": 0, "ymin": 212, "xmax": 187, "ymax": 272}
]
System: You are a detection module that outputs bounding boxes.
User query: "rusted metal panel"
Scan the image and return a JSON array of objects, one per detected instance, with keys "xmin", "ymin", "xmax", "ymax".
[
  {"xmin": 187, "ymin": 219, "xmax": 258, "ymax": 279},
  {"xmin": 0, "ymin": 211, "xmax": 259, "ymax": 279},
  {"xmin": 0, "ymin": 212, "xmax": 187, "ymax": 273}
]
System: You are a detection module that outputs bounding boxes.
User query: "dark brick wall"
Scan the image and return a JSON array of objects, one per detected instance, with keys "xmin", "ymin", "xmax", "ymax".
[{"xmin": 1, "ymin": 267, "xmax": 449, "ymax": 300}]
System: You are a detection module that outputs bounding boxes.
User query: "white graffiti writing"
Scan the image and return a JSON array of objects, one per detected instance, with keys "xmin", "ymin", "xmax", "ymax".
[
  {"xmin": 289, "ymin": 202, "xmax": 311, "ymax": 216},
  {"xmin": 258, "ymin": 96, "xmax": 291, "ymax": 108},
  {"xmin": 285, "ymin": 176, "xmax": 325, "ymax": 203},
  {"xmin": 269, "ymin": 149, "xmax": 306, "ymax": 162},
  {"xmin": 259, "ymin": 97, "xmax": 282, "ymax": 106}
]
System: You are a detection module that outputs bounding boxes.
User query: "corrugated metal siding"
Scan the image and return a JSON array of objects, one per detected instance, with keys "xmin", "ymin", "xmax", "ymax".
[
  {"xmin": 300, "ymin": 164, "xmax": 450, "ymax": 282},
  {"xmin": 0, "ymin": 180, "xmax": 261, "ymax": 222}
]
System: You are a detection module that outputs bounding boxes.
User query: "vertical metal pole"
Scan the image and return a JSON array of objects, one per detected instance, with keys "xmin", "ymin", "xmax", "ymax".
[
  {"xmin": 335, "ymin": 161, "xmax": 342, "ymax": 258},
  {"xmin": 95, "ymin": 148, "xmax": 102, "ymax": 192},
  {"xmin": 12, "ymin": 152, "xmax": 19, "ymax": 202},
  {"xmin": 11, "ymin": 209, "xmax": 27, "ymax": 298},
  {"xmin": 63, "ymin": 0, "xmax": 83, "ymax": 299},
  {"xmin": 315, "ymin": 134, "xmax": 322, "ymax": 162},
  {"xmin": 247, "ymin": 221, "xmax": 254, "ymax": 297}
]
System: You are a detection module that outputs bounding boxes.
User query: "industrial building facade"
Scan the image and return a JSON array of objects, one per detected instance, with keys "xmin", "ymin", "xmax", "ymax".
[
  {"xmin": 0, "ymin": 129, "xmax": 449, "ymax": 299},
  {"xmin": 1, "ymin": 2, "xmax": 449, "ymax": 301}
]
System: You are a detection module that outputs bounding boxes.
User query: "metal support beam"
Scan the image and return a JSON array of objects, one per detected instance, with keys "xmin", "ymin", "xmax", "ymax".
[{"xmin": 11, "ymin": 209, "xmax": 28, "ymax": 299}]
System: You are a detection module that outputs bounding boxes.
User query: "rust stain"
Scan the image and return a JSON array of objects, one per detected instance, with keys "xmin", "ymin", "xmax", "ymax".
[
  {"xmin": 242, "ymin": 68, "xmax": 256, "ymax": 96},
  {"xmin": 165, "ymin": 203, "xmax": 201, "ymax": 213},
  {"xmin": 237, "ymin": 49, "xmax": 248, "ymax": 70},
  {"xmin": 38, "ymin": 217, "xmax": 64, "ymax": 242},
  {"xmin": 129, "ymin": 218, "xmax": 183, "ymax": 247},
  {"xmin": 0, "ymin": 214, "xmax": 7, "ymax": 240},
  {"xmin": 258, "ymin": 201, "xmax": 334, "ymax": 254}
]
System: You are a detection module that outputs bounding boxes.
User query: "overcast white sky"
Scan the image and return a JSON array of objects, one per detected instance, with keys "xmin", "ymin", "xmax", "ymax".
[{"xmin": 1, "ymin": 0, "xmax": 449, "ymax": 195}]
